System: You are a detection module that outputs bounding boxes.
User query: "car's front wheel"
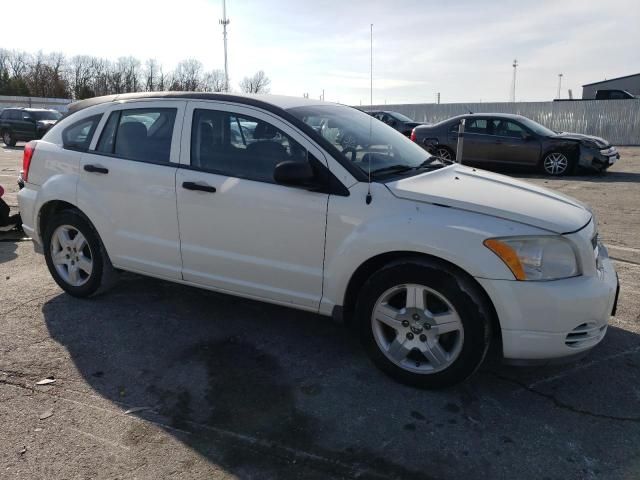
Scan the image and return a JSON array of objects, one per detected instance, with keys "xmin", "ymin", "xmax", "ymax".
[
  {"xmin": 541, "ymin": 151, "xmax": 574, "ymax": 176},
  {"xmin": 435, "ymin": 146, "xmax": 455, "ymax": 161},
  {"xmin": 2, "ymin": 130, "xmax": 16, "ymax": 147},
  {"xmin": 43, "ymin": 209, "xmax": 116, "ymax": 297},
  {"xmin": 356, "ymin": 259, "xmax": 492, "ymax": 388}
]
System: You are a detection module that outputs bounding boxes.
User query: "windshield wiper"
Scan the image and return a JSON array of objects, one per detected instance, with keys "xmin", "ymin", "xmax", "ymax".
[{"xmin": 370, "ymin": 164, "xmax": 414, "ymax": 177}]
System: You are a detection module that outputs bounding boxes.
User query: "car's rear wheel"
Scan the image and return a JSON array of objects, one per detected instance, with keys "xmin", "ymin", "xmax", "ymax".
[
  {"xmin": 43, "ymin": 209, "xmax": 116, "ymax": 297},
  {"xmin": 356, "ymin": 259, "xmax": 492, "ymax": 388},
  {"xmin": 2, "ymin": 130, "xmax": 16, "ymax": 147},
  {"xmin": 541, "ymin": 151, "xmax": 574, "ymax": 176}
]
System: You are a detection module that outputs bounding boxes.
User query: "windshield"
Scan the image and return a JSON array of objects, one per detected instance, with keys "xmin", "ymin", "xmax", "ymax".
[
  {"xmin": 32, "ymin": 110, "xmax": 62, "ymax": 121},
  {"xmin": 287, "ymin": 104, "xmax": 444, "ymax": 179},
  {"xmin": 388, "ymin": 111, "xmax": 414, "ymax": 123},
  {"xmin": 518, "ymin": 117, "xmax": 556, "ymax": 136}
]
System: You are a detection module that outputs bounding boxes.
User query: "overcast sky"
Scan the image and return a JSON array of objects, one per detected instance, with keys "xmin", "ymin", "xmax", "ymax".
[{"xmin": 3, "ymin": 0, "xmax": 638, "ymax": 104}]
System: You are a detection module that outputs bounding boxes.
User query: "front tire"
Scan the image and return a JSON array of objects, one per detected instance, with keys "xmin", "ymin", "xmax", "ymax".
[
  {"xmin": 435, "ymin": 146, "xmax": 455, "ymax": 161},
  {"xmin": 541, "ymin": 151, "xmax": 574, "ymax": 176},
  {"xmin": 2, "ymin": 130, "xmax": 16, "ymax": 147},
  {"xmin": 355, "ymin": 259, "xmax": 492, "ymax": 388},
  {"xmin": 43, "ymin": 209, "xmax": 116, "ymax": 297}
]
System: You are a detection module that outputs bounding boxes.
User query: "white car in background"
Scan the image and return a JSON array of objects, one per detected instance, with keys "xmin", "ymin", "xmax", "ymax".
[{"xmin": 17, "ymin": 92, "xmax": 619, "ymax": 388}]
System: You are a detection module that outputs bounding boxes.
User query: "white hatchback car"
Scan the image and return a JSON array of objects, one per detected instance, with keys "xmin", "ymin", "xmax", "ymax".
[{"xmin": 18, "ymin": 93, "xmax": 619, "ymax": 388}]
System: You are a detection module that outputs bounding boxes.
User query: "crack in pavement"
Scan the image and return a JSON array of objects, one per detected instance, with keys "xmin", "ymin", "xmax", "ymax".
[
  {"xmin": 0, "ymin": 289, "xmax": 60, "ymax": 317},
  {"xmin": 490, "ymin": 372, "xmax": 640, "ymax": 423}
]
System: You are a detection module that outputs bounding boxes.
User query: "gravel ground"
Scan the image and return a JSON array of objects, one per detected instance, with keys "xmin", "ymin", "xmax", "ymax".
[{"xmin": 1, "ymin": 145, "xmax": 639, "ymax": 480}]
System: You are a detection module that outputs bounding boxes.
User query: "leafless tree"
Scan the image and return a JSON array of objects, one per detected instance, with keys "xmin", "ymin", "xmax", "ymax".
[
  {"xmin": 171, "ymin": 59, "xmax": 203, "ymax": 91},
  {"xmin": 144, "ymin": 58, "xmax": 159, "ymax": 91},
  {"xmin": 202, "ymin": 69, "xmax": 226, "ymax": 92},
  {"xmin": 239, "ymin": 70, "xmax": 271, "ymax": 94}
]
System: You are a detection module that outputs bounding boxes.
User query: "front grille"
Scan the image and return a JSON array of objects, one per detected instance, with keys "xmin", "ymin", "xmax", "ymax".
[{"xmin": 565, "ymin": 322, "xmax": 607, "ymax": 348}]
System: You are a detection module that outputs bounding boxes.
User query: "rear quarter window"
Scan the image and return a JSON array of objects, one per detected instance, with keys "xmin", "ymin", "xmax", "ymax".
[{"xmin": 62, "ymin": 114, "xmax": 103, "ymax": 152}]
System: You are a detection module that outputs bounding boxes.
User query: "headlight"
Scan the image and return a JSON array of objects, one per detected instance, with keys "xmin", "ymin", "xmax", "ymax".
[
  {"xmin": 582, "ymin": 139, "xmax": 604, "ymax": 149},
  {"xmin": 484, "ymin": 236, "xmax": 579, "ymax": 281}
]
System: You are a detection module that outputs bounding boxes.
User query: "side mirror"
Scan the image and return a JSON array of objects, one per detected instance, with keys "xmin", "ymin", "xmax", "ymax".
[
  {"xmin": 274, "ymin": 160, "xmax": 315, "ymax": 187},
  {"xmin": 522, "ymin": 132, "xmax": 533, "ymax": 140}
]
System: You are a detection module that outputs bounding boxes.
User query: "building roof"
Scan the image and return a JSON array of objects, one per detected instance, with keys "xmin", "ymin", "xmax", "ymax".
[{"xmin": 582, "ymin": 73, "xmax": 640, "ymax": 87}]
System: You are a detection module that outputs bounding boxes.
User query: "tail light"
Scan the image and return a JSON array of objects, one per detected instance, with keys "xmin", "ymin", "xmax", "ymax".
[
  {"xmin": 22, "ymin": 141, "xmax": 36, "ymax": 183},
  {"xmin": 410, "ymin": 128, "xmax": 417, "ymax": 142}
]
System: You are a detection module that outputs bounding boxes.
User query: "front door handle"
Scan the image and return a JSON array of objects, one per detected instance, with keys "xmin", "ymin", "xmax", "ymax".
[
  {"xmin": 84, "ymin": 164, "xmax": 109, "ymax": 174},
  {"xmin": 182, "ymin": 181, "xmax": 217, "ymax": 193}
]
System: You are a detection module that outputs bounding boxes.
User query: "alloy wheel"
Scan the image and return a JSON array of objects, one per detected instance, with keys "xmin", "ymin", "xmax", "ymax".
[
  {"xmin": 3, "ymin": 132, "xmax": 11, "ymax": 145},
  {"xmin": 436, "ymin": 148, "xmax": 452, "ymax": 160},
  {"xmin": 50, "ymin": 225, "xmax": 93, "ymax": 287},
  {"xmin": 543, "ymin": 152, "xmax": 569, "ymax": 175},
  {"xmin": 371, "ymin": 284, "xmax": 464, "ymax": 374}
]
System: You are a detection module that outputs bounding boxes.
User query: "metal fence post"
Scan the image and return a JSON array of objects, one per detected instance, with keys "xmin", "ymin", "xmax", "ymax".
[{"xmin": 456, "ymin": 119, "xmax": 465, "ymax": 164}]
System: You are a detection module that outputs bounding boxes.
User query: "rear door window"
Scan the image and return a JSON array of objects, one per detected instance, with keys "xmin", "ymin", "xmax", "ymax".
[
  {"xmin": 62, "ymin": 114, "xmax": 102, "ymax": 151},
  {"xmin": 96, "ymin": 108, "xmax": 176, "ymax": 163}
]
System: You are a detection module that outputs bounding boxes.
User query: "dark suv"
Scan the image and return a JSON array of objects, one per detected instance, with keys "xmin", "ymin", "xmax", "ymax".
[{"xmin": 0, "ymin": 108, "xmax": 63, "ymax": 147}]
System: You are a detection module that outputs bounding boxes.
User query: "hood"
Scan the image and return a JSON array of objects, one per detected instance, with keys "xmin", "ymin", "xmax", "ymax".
[
  {"xmin": 552, "ymin": 132, "xmax": 609, "ymax": 147},
  {"xmin": 37, "ymin": 119, "xmax": 58, "ymax": 126},
  {"xmin": 387, "ymin": 165, "xmax": 592, "ymax": 233}
]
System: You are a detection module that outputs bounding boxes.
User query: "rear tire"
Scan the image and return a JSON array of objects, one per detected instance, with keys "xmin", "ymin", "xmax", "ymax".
[
  {"xmin": 2, "ymin": 130, "xmax": 16, "ymax": 147},
  {"xmin": 43, "ymin": 209, "xmax": 117, "ymax": 297},
  {"xmin": 355, "ymin": 259, "xmax": 492, "ymax": 388}
]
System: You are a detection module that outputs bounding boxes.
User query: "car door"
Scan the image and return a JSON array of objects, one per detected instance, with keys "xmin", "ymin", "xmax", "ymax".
[
  {"xmin": 176, "ymin": 101, "xmax": 329, "ymax": 309},
  {"xmin": 77, "ymin": 100, "xmax": 186, "ymax": 279},
  {"xmin": 489, "ymin": 119, "xmax": 541, "ymax": 165},
  {"xmin": 459, "ymin": 118, "xmax": 494, "ymax": 163}
]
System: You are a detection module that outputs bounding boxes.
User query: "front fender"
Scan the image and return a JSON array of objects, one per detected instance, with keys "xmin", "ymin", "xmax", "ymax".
[{"xmin": 320, "ymin": 183, "xmax": 547, "ymax": 314}]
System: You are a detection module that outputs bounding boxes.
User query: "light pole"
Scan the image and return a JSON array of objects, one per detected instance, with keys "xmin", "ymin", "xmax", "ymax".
[
  {"xmin": 557, "ymin": 73, "xmax": 563, "ymax": 99},
  {"xmin": 510, "ymin": 59, "xmax": 518, "ymax": 102},
  {"xmin": 219, "ymin": 0, "xmax": 230, "ymax": 92}
]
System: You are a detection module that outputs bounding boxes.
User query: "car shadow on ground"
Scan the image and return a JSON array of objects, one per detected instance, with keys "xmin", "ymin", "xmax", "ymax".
[
  {"xmin": 42, "ymin": 273, "xmax": 640, "ymax": 479},
  {"xmin": 0, "ymin": 231, "xmax": 24, "ymax": 264}
]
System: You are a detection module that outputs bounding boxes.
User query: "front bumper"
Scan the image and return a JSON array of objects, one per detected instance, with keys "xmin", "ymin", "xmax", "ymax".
[
  {"xmin": 579, "ymin": 145, "xmax": 620, "ymax": 171},
  {"xmin": 477, "ymin": 251, "xmax": 618, "ymax": 361}
]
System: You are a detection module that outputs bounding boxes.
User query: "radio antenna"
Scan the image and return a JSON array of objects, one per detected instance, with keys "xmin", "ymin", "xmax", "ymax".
[{"xmin": 366, "ymin": 23, "xmax": 373, "ymax": 205}]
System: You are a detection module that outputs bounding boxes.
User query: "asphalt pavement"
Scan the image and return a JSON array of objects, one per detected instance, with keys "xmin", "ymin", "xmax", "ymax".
[{"xmin": 1, "ymin": 145, "xmax": 639, "ymax": 479}]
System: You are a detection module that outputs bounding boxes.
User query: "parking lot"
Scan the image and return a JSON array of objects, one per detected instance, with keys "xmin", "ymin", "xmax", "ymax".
[{"xmin": 1, "ymin": 145, "xmax": 639, "ymax": 479}]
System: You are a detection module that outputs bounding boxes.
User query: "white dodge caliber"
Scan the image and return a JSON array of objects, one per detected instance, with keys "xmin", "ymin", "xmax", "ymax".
[{"xmin": 18, "ymin": 93, "xmax": 619, "ymax": 388}]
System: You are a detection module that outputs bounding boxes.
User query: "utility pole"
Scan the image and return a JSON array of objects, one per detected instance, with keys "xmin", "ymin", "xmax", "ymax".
[
  {"xmin": 557, "ymin": 73, "xmax": 563, "ymax": 99},
  {"xmin": 370, "ymin": 24, "xmax": 373, "ymax": 107},
  {"xmin": 510, "ymin": 59, "xmax": 518, "ymax": 102},
  {"xmin": 437, "ymin": 92, "xmax": 440, "ymax": 104},
  {"xmin": 219, "ymin": 0, "xmax": 230, "ymax": 92}
]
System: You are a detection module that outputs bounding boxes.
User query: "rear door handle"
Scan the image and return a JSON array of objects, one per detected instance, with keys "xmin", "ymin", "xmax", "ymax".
[
  {"xmin": 182, "ymin": 181, "xmax": 217, "ymax": 193},
  {"xmin": 84, "ymin": 164, "xmax": 109, "ymax": 174}
]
